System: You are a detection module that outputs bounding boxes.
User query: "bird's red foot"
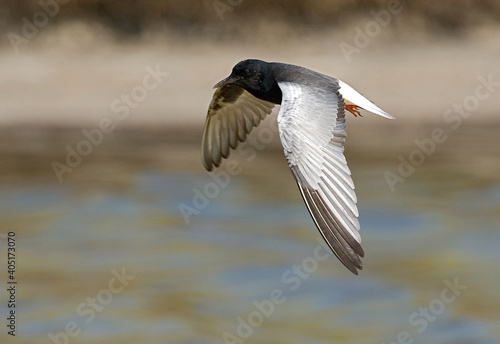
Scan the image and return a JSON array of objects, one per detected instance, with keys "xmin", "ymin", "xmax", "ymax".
[{"xmin": 346, "ymin": 105, "xmax": 363, "ymax": 117}]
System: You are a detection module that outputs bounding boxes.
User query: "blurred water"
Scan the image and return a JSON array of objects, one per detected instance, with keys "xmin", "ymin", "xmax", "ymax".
[{"xmin": 0, "ymin": 127, "xmax": 499, "ymax": 344}]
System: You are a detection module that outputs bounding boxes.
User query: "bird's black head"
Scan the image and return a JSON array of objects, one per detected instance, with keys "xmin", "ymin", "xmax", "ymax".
[{"xmin": 214, "ymin": 59, "xmax": 280, "ymax": 103}]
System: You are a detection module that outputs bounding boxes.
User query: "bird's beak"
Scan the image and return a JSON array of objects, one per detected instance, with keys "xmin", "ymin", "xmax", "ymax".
[{"xmin": 213, "ymin": 76, "xmax": 235, "ymax": 89}]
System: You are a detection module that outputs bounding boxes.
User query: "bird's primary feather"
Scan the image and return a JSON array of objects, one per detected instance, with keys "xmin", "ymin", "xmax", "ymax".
[{"xmin": 201, "ymin": 84, "xmax": 275, "ymax": 171}]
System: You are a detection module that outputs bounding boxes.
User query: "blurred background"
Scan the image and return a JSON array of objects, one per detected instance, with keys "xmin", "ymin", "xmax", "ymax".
[{"xmin": 0, "ymin": 1, "xmax": 499, "ymax": 343}]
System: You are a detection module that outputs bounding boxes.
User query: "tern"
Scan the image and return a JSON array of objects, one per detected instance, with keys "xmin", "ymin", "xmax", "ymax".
[{"xmin": 201, "ymin": 59, "xmax": 394, "ymax": 274}]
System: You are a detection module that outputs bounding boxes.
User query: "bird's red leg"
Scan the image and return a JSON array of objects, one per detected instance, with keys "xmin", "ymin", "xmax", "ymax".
[{"xmin": 345, "ymin": 105, "xmax": 363, "ymax": 117}]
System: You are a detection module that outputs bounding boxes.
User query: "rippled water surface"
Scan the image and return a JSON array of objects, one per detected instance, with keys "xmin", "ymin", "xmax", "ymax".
[{"xmin": 0, "ymin": 125, "xmax": 499, "ymax": 344}]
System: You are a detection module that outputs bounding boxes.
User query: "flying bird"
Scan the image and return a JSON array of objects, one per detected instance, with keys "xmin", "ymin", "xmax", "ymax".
[{"xmin": 201, "ymin": 59, "xmax": 394, "ymax": 274}]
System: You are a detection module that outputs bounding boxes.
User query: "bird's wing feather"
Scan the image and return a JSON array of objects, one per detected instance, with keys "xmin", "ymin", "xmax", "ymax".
[
  {"xmin": 202, "ymin": 84, "xmax": 276, "ymax": 171},
  {"xmin": 338, "ymin": 80, "xmax": 394, "ymax": 119},
  {"xmin": 277, "ymin": 81, "xmax": 364, "ymax": 274}
]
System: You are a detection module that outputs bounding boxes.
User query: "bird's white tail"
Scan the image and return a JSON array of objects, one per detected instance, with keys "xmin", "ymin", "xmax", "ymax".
[{"xmin": 338, "ymin": 80, "xmax": 394, "ymax": 119}]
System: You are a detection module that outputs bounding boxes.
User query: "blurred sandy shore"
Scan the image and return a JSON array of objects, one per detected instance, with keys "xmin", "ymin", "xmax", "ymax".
[{"xmin": 0, "ymin": 24, "xmax": 499, "ymax": 129}]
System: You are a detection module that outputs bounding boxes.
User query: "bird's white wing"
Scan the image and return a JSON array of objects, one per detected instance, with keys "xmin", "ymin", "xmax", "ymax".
[
  {"xmin": 277, "ymin": 81, "xmax": 364, "ymax": 274},
  {"xmin": 202, "ymin": 84, "xmax": 276, "ymax": 171}
]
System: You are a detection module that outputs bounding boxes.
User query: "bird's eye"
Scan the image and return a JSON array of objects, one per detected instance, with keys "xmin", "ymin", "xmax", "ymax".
[{"xmin": 244, "ymin": 69, "xmax": 250, "ymax": 75}]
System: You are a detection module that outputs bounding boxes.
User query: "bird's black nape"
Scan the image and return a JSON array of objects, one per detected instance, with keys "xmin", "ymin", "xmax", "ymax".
[{"xmin": 226, "ymin": 59, "xmax": 282, "ymax": 104}]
